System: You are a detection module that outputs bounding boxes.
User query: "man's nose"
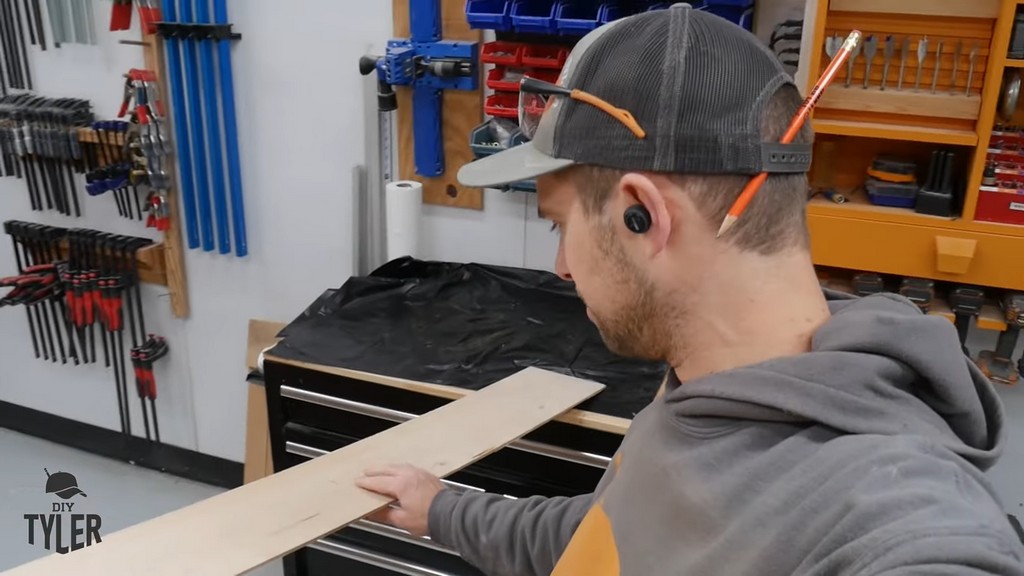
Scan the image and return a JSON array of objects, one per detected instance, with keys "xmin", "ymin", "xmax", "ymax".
[{"xmin": 555, "ymin": 248, "xmax": 572, "ymax": 282}]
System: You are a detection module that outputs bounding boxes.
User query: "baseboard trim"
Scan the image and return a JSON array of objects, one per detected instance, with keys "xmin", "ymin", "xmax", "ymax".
[{"xmin": 0, "ymin": 400, "xmax": 243, "ymax": 489}]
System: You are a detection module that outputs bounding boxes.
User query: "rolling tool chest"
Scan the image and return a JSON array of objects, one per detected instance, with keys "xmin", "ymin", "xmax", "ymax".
[{"xmin": 260, "ymin": 259, "xmax": 664, "ymax": 576}]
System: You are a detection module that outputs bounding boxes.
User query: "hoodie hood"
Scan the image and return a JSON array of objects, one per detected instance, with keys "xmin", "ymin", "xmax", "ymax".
[{"xmin": 665, "ymin": 289, "xmax": 1006, "ymax": 471}]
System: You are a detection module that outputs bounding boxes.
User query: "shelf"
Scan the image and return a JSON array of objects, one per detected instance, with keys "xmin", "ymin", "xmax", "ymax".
[
  {"xmin": 929, "ymin": 299, "xmax": 1008, "ymax": 331},
  {"xmin": 52, "ymin": 240, "xmax": 168, "ymax": 287},
  {"xmin": 817, "ymin": 86, "xmax": 982, "ymax": 122},
  {"xmin": 811, "ymin": 119, "xmax": 978, "ymax": 146},
  {"xmin": 809, "ymin": 187, "xmax": 961, "ymax": 226},
  {"xmin": 819, "ymin": 276, "xmax": 1008, "ymax": 331},
  {"xmin": 828, "ymin": 0, "xmax": 999, "ymax": 19},
  {"xmin": 1006, "ymin": 59, "xmax": 1024, "ymax": 68}
]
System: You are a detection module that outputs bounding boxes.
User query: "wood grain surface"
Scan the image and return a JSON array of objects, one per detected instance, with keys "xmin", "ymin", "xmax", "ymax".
[{"xmin": 1, "ymin": 368, "xmax": 603, "ymax": 576}]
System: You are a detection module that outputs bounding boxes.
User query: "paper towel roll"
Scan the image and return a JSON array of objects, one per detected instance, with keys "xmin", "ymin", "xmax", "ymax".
[{"xmin": 385, "ymin": 180, "xmax": 423, "ymax": 261}]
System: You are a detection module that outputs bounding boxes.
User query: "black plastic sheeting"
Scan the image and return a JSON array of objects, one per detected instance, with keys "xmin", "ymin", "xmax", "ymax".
[{"xmin": 270, "ymin": 258, "xmax": 668, "ymax": 419}]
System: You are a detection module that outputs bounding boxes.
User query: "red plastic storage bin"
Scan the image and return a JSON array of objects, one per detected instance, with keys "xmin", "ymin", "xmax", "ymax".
[
  {"xmin": 486, "ymin": 67, "xmax": 559, "ymax": 92},
  {"xmin": 975, "ymin": 187, "xmax": 1024, "ymax": 226},
  {"xmin": 481, "ymin": 41, "xmax": 524, "ymax": 66},
  {"xmin": 485, "ymin": 92, "xmax": 520, "ymax": 118},
  {"xmin": 521, "ymin": 44, "xmax": 569, "ymax": 69}
]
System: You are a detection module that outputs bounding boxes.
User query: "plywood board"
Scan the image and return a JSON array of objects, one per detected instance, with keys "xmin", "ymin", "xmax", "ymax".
[
  {"xmin": 393, "ymin": 0, "xmax": 484, "ymax": 209},
  {"xmin": 243, "ymin": 380, "xmax": 272, "ymax": 484},
  {"xmin": 1, "ymin": 367, "xmax": 603, "ymax": 576},
  {"xmin": 246, "ymin": 318, "xmax": 286, "ymax": 373}
]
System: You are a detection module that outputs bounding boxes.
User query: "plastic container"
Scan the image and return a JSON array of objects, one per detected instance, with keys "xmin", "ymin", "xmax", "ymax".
[
  {"xmin": 481, "ymin": 41, "xmax": 525, "ymax": 66},
  {"xmin": 487, "ymin": 67, "xmax": 526, "ymax": 91},
  {"xmin": 706, "ymin": 0, "xmax": 755, "ymax": 31},
  {"xmin": 511, "ymin": 0, "xmax": 559, "ymax": 34},
  {"xmin": 521, "ymin": 44, "xmax": 569, "ymax": 69},
  {"xmin": 976, "ymin": 187, "xmax": 1024, "ymax": 226},
  {"xmin": 487, "ymin": 67, "xmax": 558, "ymax": 91},
  {"xmin": 484, "ymin": 92, "xmax": 520, "ymax": 118},
  {"xmin": 470, "ymin": 120, "xmax": 514, "ymax": 158},
  {"xmin": 554, "ymin": 1, "xmax": 602, "ymax": 34},
  {"xmin": 600, "ymin": 2, "xmax": 647, "ymax": 24},
  {"xmin": 465, "ymin": 0, "xmax": 514, "ymax": 31}
]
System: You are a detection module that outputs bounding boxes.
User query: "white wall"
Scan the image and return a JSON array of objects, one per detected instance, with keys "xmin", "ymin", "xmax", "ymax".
[
  {"xmin": 0, "ymin": 1, "xmax": 561, "ymax": 465},
  {"xmin": 0, "ymin": 1, "xmax": 1021, "ymax": 519}
]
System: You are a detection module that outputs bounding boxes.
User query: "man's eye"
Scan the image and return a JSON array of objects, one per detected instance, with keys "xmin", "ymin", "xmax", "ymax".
[{"xmin": 549, "ymin": 222, "xmax": 560, "ymax": 232}]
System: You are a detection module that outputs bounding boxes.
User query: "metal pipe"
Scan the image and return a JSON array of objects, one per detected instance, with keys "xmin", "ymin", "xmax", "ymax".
[
  {"xmin": 280, "ymin": 386, "xmax": 612, "ymax": 469},
  {"xmin": 214, "ymin": 0, "xmax": 247, "ymax": 257},
  {"xmin": 178, "ymin": 0, "xmax": 214, "ymax": 251},
  {"xmin": 160, "ymin": 0, "xmax": 200, "ymax": 249},
  {"xmin": 196, "ymin": 0, "xmax": 230, "ymax": 254}
]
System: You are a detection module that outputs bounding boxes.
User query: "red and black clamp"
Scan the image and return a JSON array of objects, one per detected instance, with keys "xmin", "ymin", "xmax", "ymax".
[{"xmin": 131, "ymin": 335, "xmax": 168, "ymax": 443}]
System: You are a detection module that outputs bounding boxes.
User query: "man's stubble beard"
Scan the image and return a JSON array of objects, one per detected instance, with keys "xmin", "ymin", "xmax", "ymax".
[{"xmin": 591, "ymin": 219, "xmax": 679, "ymax": 362}]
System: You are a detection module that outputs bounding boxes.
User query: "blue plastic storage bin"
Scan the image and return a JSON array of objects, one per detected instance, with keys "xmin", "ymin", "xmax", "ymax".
[
  {"xmin": 554, "ymin": 1, "xmax": 603, "ymax": 35},
  {"xmin": 706, "ymin": 0, "xmax": 755, "ymax": 31},
  {"xmin": 466, "ymin": 0, "xmax": 514, "ymax": 30},
  {"xmin": 511, "ymin": 0, "xmax": 559, "ymax": 34}
]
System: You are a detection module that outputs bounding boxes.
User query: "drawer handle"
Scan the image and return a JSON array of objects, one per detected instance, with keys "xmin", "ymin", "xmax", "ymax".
[
  {"xmin": 934, "ymin": 236, "xmax": 977, "ymax": 274},
  {"xmin": 284, "ymin": 441, "xmax": 515, "ymax": 499},
  {"xmin": 308, "ymin": 537, "xmax": 456, "ymax": 576},
  {"xmin": 280, "ymin": 386, "xmax": 612, "ymax": 469},
  {"xmin": 352, "ymin": 519, "xmax": 458, "ymax": 556}
]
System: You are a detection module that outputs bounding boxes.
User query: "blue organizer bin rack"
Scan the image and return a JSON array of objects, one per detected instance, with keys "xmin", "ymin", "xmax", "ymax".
[
  {"xmin": 466, "ymin": 0, "xmax": 756, "ymax": 34},
  {"xmin": 469, "ymin": 121, "xmax": 536, "ymax": 193}
]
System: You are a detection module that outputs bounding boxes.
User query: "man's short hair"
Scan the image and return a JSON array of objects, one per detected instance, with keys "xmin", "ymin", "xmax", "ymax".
[{"xmin": 566, "ymin": 84, "xmax": 812, "ymax": 255}]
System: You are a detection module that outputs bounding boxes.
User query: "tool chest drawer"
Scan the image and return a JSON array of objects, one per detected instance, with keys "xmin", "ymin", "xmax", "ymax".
[
  {"xmin": 807, "ymin": 213, "xmax": 1024, "ymax": 290},
  {"xmin": 263, "ymin": 360, "xmax": 624, "ymax": 576}
]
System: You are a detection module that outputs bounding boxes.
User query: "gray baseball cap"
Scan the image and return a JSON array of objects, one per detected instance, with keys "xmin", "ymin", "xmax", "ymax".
[{"xmin": 457, "ymin": 3, "xmax": 812, "ymax": 189}]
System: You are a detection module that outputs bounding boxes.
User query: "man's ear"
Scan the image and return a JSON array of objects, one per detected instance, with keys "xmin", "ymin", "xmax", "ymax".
[{"xmin": 617, "ymin": 173, "xmax": 671, "ymax": 255}]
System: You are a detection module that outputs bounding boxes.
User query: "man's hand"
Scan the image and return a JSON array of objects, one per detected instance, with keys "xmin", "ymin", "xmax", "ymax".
[{"xmin": 355, "ymin": 464, "xmax": 445, "ymax": 537}]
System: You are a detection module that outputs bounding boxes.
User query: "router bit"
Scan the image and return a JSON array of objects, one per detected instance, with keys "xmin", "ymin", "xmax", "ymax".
[
  {"xmin": 881, "ymin": 35, "xmax": 894, "ymax": 90},
  {"xmin": 931, "ymin": 40, "xmax": 943, "ymax": 93},
  {"xmin": 846, "ymin": 36, "xmax": 862, "ymax": 87},
  {"xmin": 951, "ymin": 40, "xmax": 962, "ymax": 94},
  {"xmin": 863, "ymin": 35, "xmax": 878, "ymax": 88},
  {"xmin": 898, "ymin": 36, "xmax": 910, "ymax": 90},
  {"xmin": 967, "ymin": 43, "xmax": 979, "ymax": 96},
  {"xmin": 916, "ymin": 36, "xmax": 929, "ymax": 91}
]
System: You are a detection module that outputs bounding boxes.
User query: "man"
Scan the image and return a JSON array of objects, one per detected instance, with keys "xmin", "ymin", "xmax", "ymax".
[{"xmin": 357, "ymin": 4, "xmax": 1024, "ymax": 574}]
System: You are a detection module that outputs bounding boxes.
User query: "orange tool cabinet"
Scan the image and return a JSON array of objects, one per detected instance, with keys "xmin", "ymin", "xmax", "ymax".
[{"xmin": 804, "ymin": 0, "xmax": 1024, "ymax": 294}]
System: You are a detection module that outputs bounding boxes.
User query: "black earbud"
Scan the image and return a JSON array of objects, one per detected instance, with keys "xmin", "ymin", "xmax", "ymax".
[{"xmin": 623, "ymin": 204, "xmax": 651, "ymax": 234}]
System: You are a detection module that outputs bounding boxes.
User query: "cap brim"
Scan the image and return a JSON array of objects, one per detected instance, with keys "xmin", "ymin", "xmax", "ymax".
[{"xmin": 457, "ymin": 142, "xmax": 576, "ymax": 188}]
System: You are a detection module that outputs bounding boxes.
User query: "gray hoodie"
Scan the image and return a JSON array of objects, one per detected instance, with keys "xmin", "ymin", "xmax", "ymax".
[{"xmin": 428, "ymin": 290, "xmax": 1024, "ymax": 575}]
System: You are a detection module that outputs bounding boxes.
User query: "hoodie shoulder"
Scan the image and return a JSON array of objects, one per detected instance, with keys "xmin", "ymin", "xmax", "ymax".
[{"xmin": 799, "ymin": 434, "xmax": 1024, "ymax": 575}]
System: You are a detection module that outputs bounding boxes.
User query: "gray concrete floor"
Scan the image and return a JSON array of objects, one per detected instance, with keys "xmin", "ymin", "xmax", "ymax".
[{"xmin": 0, "ymin": 428, "xmax": 282, "ymax": 575}]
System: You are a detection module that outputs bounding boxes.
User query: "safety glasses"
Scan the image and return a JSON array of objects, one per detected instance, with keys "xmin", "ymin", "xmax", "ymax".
[{"xmin": 517, "ymin": 75, "xmax": 646, "ymax": 140}]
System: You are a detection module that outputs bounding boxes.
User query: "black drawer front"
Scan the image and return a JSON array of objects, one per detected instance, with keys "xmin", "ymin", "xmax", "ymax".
[
  {"xmin": 282, "ymin": 422, "xmax": 596, "ymax": 499},
  {"xmin": 281, "ymin": 400, "xmax": 608, "ymax": 497},
  {"xmin": 266, "ymin": 361, "xmax": 627, "ymax": 458},
  {"xmin": 265, "ymin": 360, "xmax": 626, "ymax": 576}
]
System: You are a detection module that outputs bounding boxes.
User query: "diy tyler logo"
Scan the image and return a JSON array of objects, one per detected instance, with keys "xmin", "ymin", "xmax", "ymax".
[{"xmin": 24, "ymin": 468, "xmax": 102, "ymax": 554}]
